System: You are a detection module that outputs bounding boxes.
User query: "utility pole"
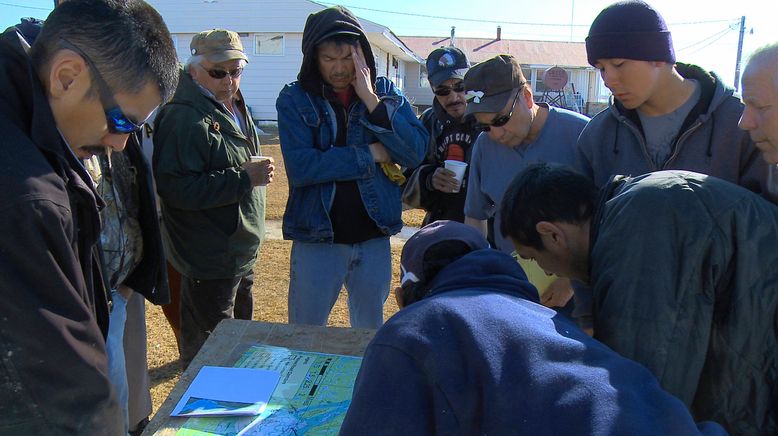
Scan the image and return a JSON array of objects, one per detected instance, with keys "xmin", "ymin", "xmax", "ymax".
[
  {"xmin": 734, "ymin": 15, "xmax": 746, "ymax": 91},
  {"xmin": 569, "ymin": 0, "xmax": 575, "ymax": 42}
]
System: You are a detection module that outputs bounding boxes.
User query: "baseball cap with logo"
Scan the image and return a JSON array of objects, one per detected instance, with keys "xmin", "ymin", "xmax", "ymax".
[
  {"xmin": 190, "ymin": 29, "xmax": 249, "ymax": 63},
  {"xmin": 426, "ymin": 46, "xmax": 470, "ymax": 88},
  {"xmin": 400, "ymin": 220, "xmax": 490, "ymax": 289},
  {"xmin": 464, "ymin": 54, "xmax": 526, "ymax": 115}
]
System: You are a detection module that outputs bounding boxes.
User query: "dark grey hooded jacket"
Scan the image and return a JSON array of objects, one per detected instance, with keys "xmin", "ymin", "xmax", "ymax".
[
  {"xmin": 590, "ymin": 170, "xmax": 778, "ymax": 435},
  {"xmin": 576, "ymin": 63, "xmax": 766, "ymax": 194}
]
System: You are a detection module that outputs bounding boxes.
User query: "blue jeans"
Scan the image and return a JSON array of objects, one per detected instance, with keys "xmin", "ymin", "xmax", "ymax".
[
  {"xmin": 106, "ymin": 289, "xmax": 129, "ymax": 435},
  {"xmin": 288, "ymin": 237, "xmax": 391, "ymax": 328}
]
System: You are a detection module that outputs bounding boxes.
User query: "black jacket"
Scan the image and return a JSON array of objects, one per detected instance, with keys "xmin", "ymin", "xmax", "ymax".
[
  {"xmin": 405, "ymin": 99, "xmax": 478, "ymax": 225},
  {"xmin": 590, "ymin": 171, "xmax": 778, "ymax": 435},
  {"xmin": 0, "ymin": 29, "xmax": 121, "ymax": 433}
]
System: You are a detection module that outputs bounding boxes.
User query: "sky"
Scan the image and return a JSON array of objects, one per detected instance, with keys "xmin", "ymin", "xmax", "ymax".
[{"xmin": 1, "ymin": 0, "xmax": 776, "ymax": 90}]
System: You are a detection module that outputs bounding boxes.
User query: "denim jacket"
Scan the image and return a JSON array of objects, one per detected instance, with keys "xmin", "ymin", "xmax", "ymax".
[{"xmin": 277, "ymin": 77, "xmax": 428, "ymax": 242}]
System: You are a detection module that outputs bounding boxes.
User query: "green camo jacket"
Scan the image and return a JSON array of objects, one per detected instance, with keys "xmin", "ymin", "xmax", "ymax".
[{"xmin": 153, "ymin": 67, "xmax": 265, "ymax": 279}]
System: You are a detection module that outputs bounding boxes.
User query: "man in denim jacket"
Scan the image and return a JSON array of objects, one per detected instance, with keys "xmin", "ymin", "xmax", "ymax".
[{"xmin": 276, "ymin": 6, "xmax": 427, "ymax": 328}]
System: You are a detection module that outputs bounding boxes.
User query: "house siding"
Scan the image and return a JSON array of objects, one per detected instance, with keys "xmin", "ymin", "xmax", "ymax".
[{"xmin": 149, "ymin": 0, "xmax": 421, "ymax": 121}]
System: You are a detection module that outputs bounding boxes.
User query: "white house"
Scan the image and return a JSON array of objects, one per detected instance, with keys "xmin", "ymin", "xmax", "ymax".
[
  {"xmin": 401, "ymin": 30, "xmax": 609, "ymax": 115},
  {"xmin": 147, "ymin": 0, "xmax": 423, "ymax": 121}
]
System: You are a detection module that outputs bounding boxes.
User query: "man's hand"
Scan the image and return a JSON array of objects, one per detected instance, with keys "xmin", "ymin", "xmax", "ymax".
[
  {"xmin": 369, "ymin": 142, "xmax": 391, "ymax": 163},
  {"xmin": 351, "ymin": 44, "xmax": 380, "ymax": 113},
  {"xmin": 431, "ymin": 167, "xmax": 460, "ymax": 193},
  {"xmin": 241, "ymin": 157, "xmax": 275, "ymax": 187},
  {"xmin": 540, "ymin": 277, "xmax": 574, "ymax": 308}
]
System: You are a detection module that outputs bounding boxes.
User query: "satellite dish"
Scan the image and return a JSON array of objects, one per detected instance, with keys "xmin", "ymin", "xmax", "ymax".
[{"xmin": 543, "ymin": 66, "xmax": 568, "ymax": 91}]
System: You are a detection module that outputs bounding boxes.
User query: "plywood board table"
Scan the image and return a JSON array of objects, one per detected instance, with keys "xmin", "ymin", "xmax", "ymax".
[{"xmin": 143, "ymin": 319, "xmax": 375, "ymax": 435}]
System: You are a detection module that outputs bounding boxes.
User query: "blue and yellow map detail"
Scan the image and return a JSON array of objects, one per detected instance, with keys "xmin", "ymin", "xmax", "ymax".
[{"xmin": 177, "ymin": 345, "xmax": 363, "ymax": 436}]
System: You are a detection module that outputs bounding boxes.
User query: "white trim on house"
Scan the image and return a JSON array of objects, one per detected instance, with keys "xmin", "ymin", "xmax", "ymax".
[{"xmin": 254, "ymin": 33, "xmax": 285, "ymax": 56}]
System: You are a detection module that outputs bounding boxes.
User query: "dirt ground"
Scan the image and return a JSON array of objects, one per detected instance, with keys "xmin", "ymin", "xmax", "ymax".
[{"xmin": 146, "ymin": 130, "xmax": 426, "ymax": 418}]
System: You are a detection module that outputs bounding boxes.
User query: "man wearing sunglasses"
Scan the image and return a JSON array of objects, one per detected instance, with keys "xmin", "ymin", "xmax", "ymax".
[
  {"xmin": 462, "ymin": 55, "xmax": 589, "ymax": 312},
  {"xmin": 154, "ymin": 29, "xmax": 273, "ymax": 366},
  {"xmin": 403, "ymin": 46, "xmax": 479, "ymax": 226},
  {"xmin": 0, "ymin": 0, "xmax": 179, "ymax": 433}
]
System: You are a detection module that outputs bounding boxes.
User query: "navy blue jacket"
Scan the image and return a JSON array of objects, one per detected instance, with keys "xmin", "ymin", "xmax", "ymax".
[{"xmin": 340, "ymin": 249, "xmax": 724, "ymax": 435}]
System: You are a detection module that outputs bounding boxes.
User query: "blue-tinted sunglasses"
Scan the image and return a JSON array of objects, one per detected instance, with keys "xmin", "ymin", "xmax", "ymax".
[{"xmin": 60, "ymin": 39, "xmax": 145, "ymax": 134}]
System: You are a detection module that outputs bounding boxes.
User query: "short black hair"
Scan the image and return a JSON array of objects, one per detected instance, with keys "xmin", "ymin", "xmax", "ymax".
[
  {"xmin": 500, "ymin": 163, "xmax": 599, "ymax": 250},
  {"xmin": 398, "ymin": 239, "xmax": 474, "ymax": 307},
  {"xmin": 30, "ymin": 0, "xmax": 179, "ymax": 102}
]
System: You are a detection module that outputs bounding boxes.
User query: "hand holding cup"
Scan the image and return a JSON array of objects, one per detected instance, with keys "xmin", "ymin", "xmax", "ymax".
[
  {"xmin": 242, "ymin": 155, "xmax": 275, "ymax": 187},
  {"xmin": 442, "ymin": 160, "xmax": 467, "ymax": 193}
]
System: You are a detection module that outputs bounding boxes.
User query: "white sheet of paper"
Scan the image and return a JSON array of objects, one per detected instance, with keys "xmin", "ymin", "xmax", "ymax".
[{"xmin": 171, "ymin": 366, "xmax": 281, "ymax": 417}]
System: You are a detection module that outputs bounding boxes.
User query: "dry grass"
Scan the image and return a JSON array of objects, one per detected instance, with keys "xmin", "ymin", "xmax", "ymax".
[{"xmin": 147, "ymin": 131, "xmax": 420, "ymax": 418}]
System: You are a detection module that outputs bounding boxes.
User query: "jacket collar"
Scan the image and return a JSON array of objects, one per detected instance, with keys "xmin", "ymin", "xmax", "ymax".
[
  {"xmin": 0, "ymin": 29, "xmax": 101, "ymax": 197},
  {"xmin": 608, "ymin": 62, "xmax": 723, "ymax": 123},
  {"xmin": 171, "ymin": 67, "xmax": 254, "ymax": 142},
  {"xmin": 423, "ymin": 249, "xmax": 541, "ymax": 304}
]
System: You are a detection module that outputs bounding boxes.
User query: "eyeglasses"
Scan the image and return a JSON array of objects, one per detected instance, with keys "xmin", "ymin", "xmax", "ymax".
[
  {"xmin": 433, "ymin": 81, "xmax": 465, "ymax": 96},
  {"xmin": 59, "ymin": 39, "xmax": 144, "ymax": 134},
  {"xmin": 200, "ymin": 64, "xmax": 244, "ymax": 80},
  {"xmin": 474, "ymin": 85, "xmax": 524, "ymax": 132}
]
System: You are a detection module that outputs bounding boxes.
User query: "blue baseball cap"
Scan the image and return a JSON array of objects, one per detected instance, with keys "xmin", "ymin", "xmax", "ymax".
[{"xmin": 426, "ymin": 46, "xmax": 470, "ymax": 88}]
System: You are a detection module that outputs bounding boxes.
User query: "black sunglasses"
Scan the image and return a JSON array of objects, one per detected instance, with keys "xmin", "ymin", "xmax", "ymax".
[
  {"xmin": 433, "ymin": 81, "xmax": 465, "ymax": 96},
  {"xmin": 59, "ymin": 39, "xmax": 144, "ymax": 134},
  {"xmin": 475, "ymin": 86, "xmax": 524, "ymax": 132},
  {"xmin": 200, "ymin": 64, "xmax": 244, "ymax": 80}
]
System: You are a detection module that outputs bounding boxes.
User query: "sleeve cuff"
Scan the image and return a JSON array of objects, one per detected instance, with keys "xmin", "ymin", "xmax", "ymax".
[{"xmin": 366, "ymin": 101, "xmax": 391, "ymax": 130}]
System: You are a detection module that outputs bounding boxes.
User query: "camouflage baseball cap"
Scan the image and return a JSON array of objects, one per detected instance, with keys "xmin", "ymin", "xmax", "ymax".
[{"xmin": 190, "ymin": 29, "xmax": 248, "ymax": 63}]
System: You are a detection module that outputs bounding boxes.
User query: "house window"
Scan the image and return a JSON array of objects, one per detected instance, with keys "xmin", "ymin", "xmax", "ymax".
[
  {"xmin": 419, "ymin": 64, "xmax": 429, "ymax": 88},
  {"xmin": 254, "ymin": 33, "xmax": 284, "ymax": 56}
]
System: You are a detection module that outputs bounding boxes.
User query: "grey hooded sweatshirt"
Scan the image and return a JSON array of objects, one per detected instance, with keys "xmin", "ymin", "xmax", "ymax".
[{"xmin": 576, "ymin": 63, "xmax": 766, "ymax": 193}]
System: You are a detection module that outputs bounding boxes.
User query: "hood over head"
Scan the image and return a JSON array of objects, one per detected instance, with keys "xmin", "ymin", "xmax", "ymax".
[{"xmin": 298, "ymin": 6, "xmax": 377, "ymax": 96}]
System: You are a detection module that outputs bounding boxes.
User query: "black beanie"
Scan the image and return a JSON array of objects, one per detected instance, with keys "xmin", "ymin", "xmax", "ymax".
[{"xmin": 585, "ymin": 1, "xmax": 675, "ymax": 67}]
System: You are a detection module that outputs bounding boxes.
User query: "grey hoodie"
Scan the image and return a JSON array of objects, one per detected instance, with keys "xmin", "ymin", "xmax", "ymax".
[{"xmin": 576, "ymin": 63, "xmax": 766, "ymax": 193}]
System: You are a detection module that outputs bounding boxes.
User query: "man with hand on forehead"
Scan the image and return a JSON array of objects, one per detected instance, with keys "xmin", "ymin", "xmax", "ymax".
[
  {"xmin": 462, "ymin": 54, "xmax": 589, "ymax": 311},
  {"xmin": 154, "ymin": 29, "xmax": 273, "ymax": 365},
  {"xmin": 276, "ymin": 6, "xmax": 426, "ymax": 329},
  {"xmin": 403, "ymin": 46, "xmax": 479, "ymax": 225}
]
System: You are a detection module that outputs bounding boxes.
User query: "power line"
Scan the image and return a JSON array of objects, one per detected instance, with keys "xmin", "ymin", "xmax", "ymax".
[
  {"xmin": 684, "ymin": 27, "xmax": 735, "ymax": 56},
  {"xmin": 0, "ymin": 1, "xmax": 51, "ymax": 11},
  {"xmin": 676, "ymin": 25, "xmax": 734, "ymax": 52},
  {"xmin": 319, "ymin": 2, "xmax": 737, "ymax": 28}
]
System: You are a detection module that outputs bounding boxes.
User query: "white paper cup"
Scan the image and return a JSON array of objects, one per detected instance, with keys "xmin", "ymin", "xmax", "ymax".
[
  {"xmin": 249, "ymin": 155, "xmax": 272, "ymax": 163},
  {"xmin": 444, "ymin": 160, "xmax": 468, "ymax": 193}
]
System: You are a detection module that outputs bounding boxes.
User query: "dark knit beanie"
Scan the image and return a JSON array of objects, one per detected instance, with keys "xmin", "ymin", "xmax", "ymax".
[{"xmin": 585, "ymin": 1, "xmax": 675, "ymax": 66}]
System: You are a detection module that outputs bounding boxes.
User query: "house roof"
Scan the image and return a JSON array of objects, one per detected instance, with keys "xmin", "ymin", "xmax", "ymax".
[{"xmin": 400, "ymin": 36, "xmax": 591, "ymax": 68}]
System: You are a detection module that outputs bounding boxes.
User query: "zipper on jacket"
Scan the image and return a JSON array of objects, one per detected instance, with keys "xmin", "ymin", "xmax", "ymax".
[
  {"xmin": 619, "ymin": 117, "xmax": 658, "ymax": 171},
  {"xmin": 663, "ymin": 121, "xmax": 703, "ymax": 169}
]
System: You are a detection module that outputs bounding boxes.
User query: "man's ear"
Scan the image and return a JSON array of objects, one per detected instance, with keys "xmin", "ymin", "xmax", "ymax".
[
  {"xmin": 47, "ymin": 51, "xmax": 88, "ymax": 100},
  {"xmin": 522, "ymin": 86, "xmax": 534, "ymax": 108},
  {"xmin": 535, "ymin": 221, "xmax": 564, "ymax": 247}
]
